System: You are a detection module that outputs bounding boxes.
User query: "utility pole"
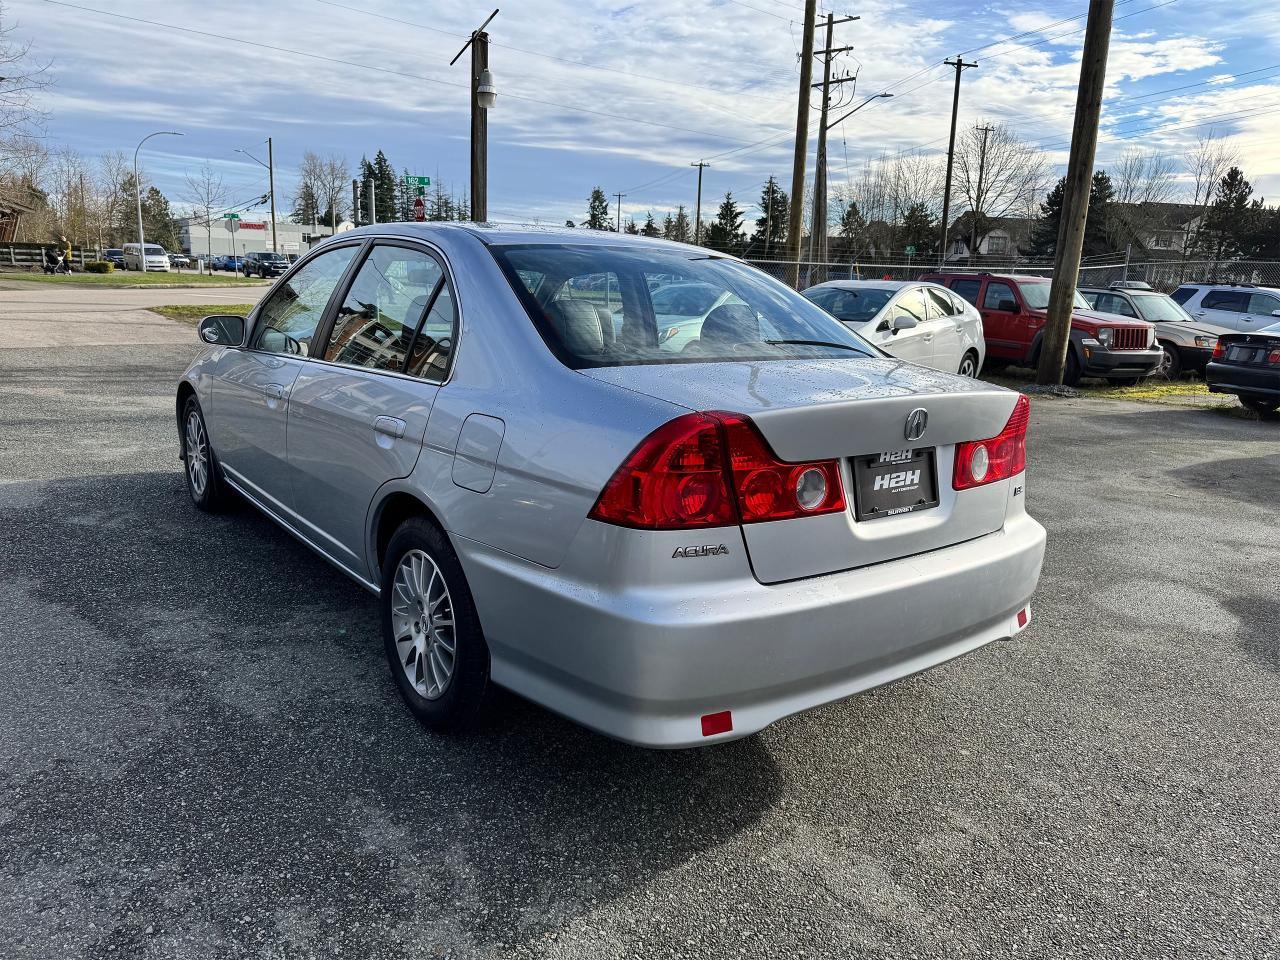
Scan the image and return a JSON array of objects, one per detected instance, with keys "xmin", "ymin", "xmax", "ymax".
[
  {"xmin": 1036, "ymin": 0, "xmax": 1115, "ymax": 386},
  {"xmin": 939, "ymin": 56, "xmax": 977, "ymax": 264},
  {"xmin": 786, "ymin": 0, "xmax": 818, "ymax": 287},
  {"xmin": 613, "ymin": 191, "xmax": 626, "ymax": 233},
  {"xmin": 809, "ymin": 14, "xmax": 858, "ymax": 272},
  {"xmin": 352, "ymin": 179, "xmax": 361, "ymax": 227},
  {"xmin": 763, "ymin": 176, "xmax": 775, "ymax": 258},
  {"xmin": 368, "ymin": 178, "xmax": 377, "ymax": 225},
  {"xmin": 691, "ymin": 161, "xmax": 710, "ymax": 244},
  {"xmin": 451, "ymin": 10, "xmax": 499, "ymax": 223},
  {"xmin": 969, "ymin": 124, "xmax": 995, "ymax": 262},
  {"xmin": 267, "ymin": 136, "xmax": 278, "ymax": 253}
]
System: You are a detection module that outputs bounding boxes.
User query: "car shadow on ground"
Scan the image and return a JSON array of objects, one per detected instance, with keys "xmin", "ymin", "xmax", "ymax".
[{"xmin": 0, "ymin": 470, "xmax": 782, "ymax": 957}]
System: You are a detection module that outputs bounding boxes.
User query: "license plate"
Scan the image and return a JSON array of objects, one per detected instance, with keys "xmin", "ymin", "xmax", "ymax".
[
  {"xmin": 852, "ymin": 448, "xmax": 939, "ymax": 521},
  {"xmin": 1227, "ymin": 345, "xmax": 1257, "ymax": 362}
]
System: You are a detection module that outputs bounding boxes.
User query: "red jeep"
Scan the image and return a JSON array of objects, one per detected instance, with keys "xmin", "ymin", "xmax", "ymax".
[{"xmin": 920, "ymin": 272, "xmax": 1161, "ymax": 385}]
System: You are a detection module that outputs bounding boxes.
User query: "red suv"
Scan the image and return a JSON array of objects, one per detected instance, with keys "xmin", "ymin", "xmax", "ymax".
[{"xmin": 921, "ymin": 272, "xmax": 1161, "ymax": 385}]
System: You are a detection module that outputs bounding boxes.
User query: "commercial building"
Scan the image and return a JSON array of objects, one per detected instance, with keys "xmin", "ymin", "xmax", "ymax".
[{"xmin": 178, "ymin": 216, "xmax": 352, "ymax": 259}]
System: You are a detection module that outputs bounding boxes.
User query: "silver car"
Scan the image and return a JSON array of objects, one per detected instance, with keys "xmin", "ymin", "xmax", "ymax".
[{"xmin": 177, "ymin": 225, "xmax": 1046, "ymax": 748}]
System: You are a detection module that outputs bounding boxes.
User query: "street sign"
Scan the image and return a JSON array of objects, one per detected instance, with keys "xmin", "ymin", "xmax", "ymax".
[
  {"xmin": 222, "ymin": 213, "xmax": 240, "ymax": 220},
  {"xmin": 404, "ymin": 175, "xmax": 431, "ymax": 187},
  {"xmin": 905, "ymin": 245, "xmax": 916, "ymax": 256},
  {"xmin": 413, "ymin": 197, "xmax": 426, "ymax": 222}
]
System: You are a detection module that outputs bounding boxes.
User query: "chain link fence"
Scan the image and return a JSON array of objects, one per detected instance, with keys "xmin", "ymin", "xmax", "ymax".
[{"xmin": 746, "ymin": 257, "xmax": 1280, "ymax": 293}]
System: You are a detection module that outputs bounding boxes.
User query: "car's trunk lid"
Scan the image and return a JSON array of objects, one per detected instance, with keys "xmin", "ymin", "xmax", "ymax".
[{"xmin": 581, "ymin": 357, "xmax": 1023, "ymax": 583}]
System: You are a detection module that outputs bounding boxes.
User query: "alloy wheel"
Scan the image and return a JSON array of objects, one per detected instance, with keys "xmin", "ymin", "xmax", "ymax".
[
  {"xmin": 185, "ymin": 410, "xmax": 208, "ymax": 496},
  {"xmin": 391, "ymin": 549, "xmax": 457, "ymax": 700},
  {"xmin": 959, "ymin": 354, "xmax": 978, "ymax": 378}
]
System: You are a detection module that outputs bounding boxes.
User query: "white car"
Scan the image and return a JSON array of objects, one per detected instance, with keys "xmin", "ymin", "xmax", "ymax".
[
  {"xmin": 122, "ymin": 242, "xmax": 171, "ymax": 272},
  {"xmin": 803, "ymin": 280, "xmax": 987, "ymax": 377}
]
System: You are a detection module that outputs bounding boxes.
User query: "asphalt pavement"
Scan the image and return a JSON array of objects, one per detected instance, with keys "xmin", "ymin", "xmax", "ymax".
[{"xmin": 1, "ymin": 292, "xmax": 1278, "ymax": 959}]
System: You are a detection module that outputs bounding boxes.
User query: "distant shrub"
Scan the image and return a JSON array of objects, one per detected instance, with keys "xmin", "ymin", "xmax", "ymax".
[{"xmin": 84, "ymin": 260, "xmax": 114, "ymax": 274}]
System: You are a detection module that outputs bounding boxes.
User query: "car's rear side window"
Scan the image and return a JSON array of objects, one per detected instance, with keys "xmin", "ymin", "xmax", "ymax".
[
  {"xmin": 925, "ymin": 287, "xmax": 958, "ymax": 317},
  {"xmin": 950, "ymin": 279, "xmax": 982, "ymax": 305},
  {"xmin": 1170, "ymin": 287, "xmax": 1196, "ymax": 305},
  {"xmin": 491, "ymin": 243, "xmax": 876, "ymax": 368},
  {"xmin": 324, "ymin": 245, "xmax": 445, "ymax": 374},
  {"xmin": 1203, "ymin": 290, "xmax": 1247, "ymax": 312}
]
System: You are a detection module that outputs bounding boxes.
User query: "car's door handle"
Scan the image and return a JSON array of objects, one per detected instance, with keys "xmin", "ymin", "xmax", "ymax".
[
  {"xmin": 263, "ymin": 383, "xmax": 287, "ymax": 400},
  {"xmin": 373, "ymin": 416, "xmax": 407, "ymax": 439}
]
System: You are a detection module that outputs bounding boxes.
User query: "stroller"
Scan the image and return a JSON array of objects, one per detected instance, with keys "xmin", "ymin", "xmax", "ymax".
[{"xmin": 42, "ymin": 248, "xmax": 71, "ymax": 275}]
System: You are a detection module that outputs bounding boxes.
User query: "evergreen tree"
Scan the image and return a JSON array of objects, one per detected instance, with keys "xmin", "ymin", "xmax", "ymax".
[
  {"xmin": 624, "ymin": 219, "xmax": 640, "ymax": 234},
  {"xmin": 702, "ymin": 192, "xmax": 745, "ymax": 252},
  {"xmin": 1029, "ymin": 172, "xmax": 1113, "ymax": 258},
  {"xmin": 1197, "ymin": 166, "xmax": 1254, "ymax": 261},
  {"xmin": 398, "ymin": 167, "xmax": 417, "ymax": 222},
  {"xmin": 1083, "ymin": 170, "xmax": 1114, "ymax": 258},
  {"xmin": 661, "ymin": 212, "xmax": 675, "ymax": 239},
  {"xmin": 899, "ymin": 202, "xmax": 936, "ymax": 255},
  {"xmin": 357, "ymin": 156, "xmax": 375, "ymax": 224},
  {"xmin": 456, "ymin": 192, "xmax": 470, "ymax": 222},
  {"xmin": 750, "ymin": 177, "xmax": 789, "ymax": 255},
  {"xmin": 834, "ymin": 200, "xmax": 866, "ymax": 258},
  {"xmin": 641, "ymin": 212, "xmax": 660, "ymax": 237},
  {"xmin": 670, "ymin": 205, "xmax": 692, "ymax": 243},
  {"xmin": 141, "ymin": 185, "xmax": 180, "ymax": 250},
  {"xmin": 565, "ymin": 219, "xmax": 576, "ymax": 228},
  {"xmin": 429, "ymin": 183, "xmax": 454, "ymax": 221},
  {"xmin": 1246, "ymin": 200, "xmax": 1279, "ymax": 260},
  {"xmin": 370, "ymin": 150, "xmax": 397, "ymax": 222},
  {"xmin": 586, "ymin": 187, "xmax": 611, "ymax": 230},
  {"xmin": 291, "ymin": 181, "xmax": 320, "ymax": 225}
]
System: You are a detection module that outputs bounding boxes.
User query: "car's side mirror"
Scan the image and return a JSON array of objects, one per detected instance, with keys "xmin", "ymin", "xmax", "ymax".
[
  {"xmin": 998, "ymin": 299, "xmax": 1020, "ymax": 313},
  {"xmin": 197, "ymin": 314, "xmax": 246, "ymax": 346},
  {"xmin": 1272, "ymin": 310, "xmax": 1280, "ymax": 318},
  {"xmin": 891, "ymin": 313, "xmax": 918, "ymax": 333}
]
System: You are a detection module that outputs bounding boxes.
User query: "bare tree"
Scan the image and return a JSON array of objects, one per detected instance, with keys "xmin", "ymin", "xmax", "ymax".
[
  {"xmin": 955, "ymin": 122, "xmax": 1047, "ymax": 249},
  {"xmin": 312, "ymin": 153, "xmax": 350, "ymax": 230},
  {"xmin": 183, "ymin": 161, "xmax": 228, "ymax": 260},
  {"xmin": 1105, "ymin": 148, "xmax": 1179, "ymax": 249},
  {"xmin": 1184, "ymin": 130, "xmax": 1240, "ymax": 258},
  {"xmin": 837, "ymin": 151, "xmax": 945, "ymax": 255},
  {"xmin": 95, "ymin": 150, "xmax": 132, "ymax": 246},
  {"xmin": 0, "ymin": 2, "xmax": 50, "ymax": 177}
]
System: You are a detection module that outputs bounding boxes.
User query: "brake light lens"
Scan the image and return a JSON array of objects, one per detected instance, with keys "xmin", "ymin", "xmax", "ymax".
[
  {"xmin": 1268, "ymin": 349, "xmax": 1280, "ymax": 365},
  {"xmin": 589, "ymin": 412, "xmax": 845, "ymax": 529},
  {"xmin": 1212, "ymin": 341, "xmax": 1225, "ymax": 359},
  {"xmin": 953, "ymin": 394, "xmax": 1030, "ymax": 490}
]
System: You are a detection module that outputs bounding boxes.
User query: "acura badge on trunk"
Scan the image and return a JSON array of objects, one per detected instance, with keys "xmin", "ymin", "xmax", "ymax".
[{"xmin": 905, "ymin": 408, "xmax": 928, "ymax": 441}]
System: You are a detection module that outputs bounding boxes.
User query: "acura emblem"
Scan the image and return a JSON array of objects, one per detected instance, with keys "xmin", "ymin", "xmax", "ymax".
[{"xmin": 904, "ymin": 408, "xmax": 928, "ymax": 442}]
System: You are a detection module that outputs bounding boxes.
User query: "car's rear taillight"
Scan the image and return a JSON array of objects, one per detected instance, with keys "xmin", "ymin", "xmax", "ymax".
[
  {"xmin": 1212, "ymin": 341, "xmax": 1225, "ymax": 359},
  {"xmin": 589, "ymin": 412, "xmax": 845, "ymax": 529},
  {"xmin": 1268, "ymin": 349, "xmax": 1280, "ymax": 366},
  {"xmin": 953, "ymin": 394, "xmax": 1030, "ymax": 491}
]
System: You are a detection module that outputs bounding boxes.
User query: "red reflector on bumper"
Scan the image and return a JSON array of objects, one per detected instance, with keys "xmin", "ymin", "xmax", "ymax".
[
  {"xmin": 701, "ymin": 710, "xmax": 733, "ymax": 737},
  {"xmin": 1017, "ymin": 608, "xmax": 1029, "ymax": 628}
]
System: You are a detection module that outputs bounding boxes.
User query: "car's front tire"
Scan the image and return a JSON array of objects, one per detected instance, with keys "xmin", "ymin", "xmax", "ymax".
[
  {"xmin": 181, "ymin": 395, "xmax": 228, "ymax": 511},
  {"xmin": 381, "ymin": 517, "xmax": 490, "ymax": 732},
  {"xmin": 1157, "ymin": 341, "xmax": 1181, "ymax": 379}
]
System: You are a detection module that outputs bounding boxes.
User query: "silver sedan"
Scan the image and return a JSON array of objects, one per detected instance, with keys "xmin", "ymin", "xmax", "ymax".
[{"xmin": 177, "ymin": 225, "xmax": 1045, "ymax": 748}]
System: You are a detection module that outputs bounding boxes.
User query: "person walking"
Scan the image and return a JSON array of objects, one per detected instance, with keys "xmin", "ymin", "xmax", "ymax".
[{"xmin": 60, "ymin": 235, "xmax": 73, "ymax": 273}]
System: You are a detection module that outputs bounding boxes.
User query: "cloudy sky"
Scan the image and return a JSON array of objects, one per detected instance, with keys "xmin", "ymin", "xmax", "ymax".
[{"xmin": 9, "ymin": 0, "xmax": 1280, "ymax": 226}]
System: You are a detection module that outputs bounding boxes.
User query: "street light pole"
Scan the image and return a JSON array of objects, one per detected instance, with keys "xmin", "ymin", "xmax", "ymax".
[
  {"xmin": 236, "ymin": 141, "xmax": 278, "ymax": 252},
  {"xmin": 451, "ymin": 9, "xmax": 499, "ymax": 223},
  {"xmin": 134, "ymin": 130, "xmax": 182, "ymax": 269}
]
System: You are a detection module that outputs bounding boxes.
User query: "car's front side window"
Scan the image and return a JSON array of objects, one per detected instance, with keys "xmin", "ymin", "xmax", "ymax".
[
  {"xmin": 983, "ymin": 281, "xmax": 1017, "ymax": 310},
  {"xmin": 324, "ymin": 245, "xmax": 446, "ymax": 373},
  {"xmin": 253, "ymin": 245, "xmax": 360, "ymax": 356},
  {"xmin": 1248, "ymin": 293, "xmax": 1280, "ymax": 316}
]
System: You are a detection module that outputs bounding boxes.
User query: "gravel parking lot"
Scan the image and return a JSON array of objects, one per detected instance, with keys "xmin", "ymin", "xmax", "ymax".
[{"xmin": 2, "ymin": 292, "xmax": 1278, "ymax": 959}]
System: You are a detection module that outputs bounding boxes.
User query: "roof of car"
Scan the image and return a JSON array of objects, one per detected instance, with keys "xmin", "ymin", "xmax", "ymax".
[
  {"xmin": 927, "ymin": 272, "xmax": 1049, "ymax": 283},
  {"xmin": 331, "ymin": 221, "xmax": 712, "ymax": 252},
  {"xmin": 806, "ymin": 280, "xmax": 911, "ymax": 292}
]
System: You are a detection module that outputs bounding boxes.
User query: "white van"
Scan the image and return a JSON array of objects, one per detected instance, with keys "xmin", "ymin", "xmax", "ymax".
[{"xmin": 122, "ymin": 243, "xmax": 171, "ymax": 272}]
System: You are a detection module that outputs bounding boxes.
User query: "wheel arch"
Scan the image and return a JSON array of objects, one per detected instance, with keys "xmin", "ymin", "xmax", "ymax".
[
  {"xmin": 176, "ymin": 381, "xmax": 197, "ymax": 451},
  {"xmin": 369, "ymin": 487, "xmax": 449, "ymax": 580}
]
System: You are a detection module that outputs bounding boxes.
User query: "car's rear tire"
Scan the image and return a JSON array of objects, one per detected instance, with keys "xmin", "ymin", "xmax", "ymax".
[
  {"xmin": 381, "ymin": 517, "xmax": 490, "ymax": 733},
  {"xmin": 957, "ymin": 350, "xmax": 980, "ymax": 378},
  {"xmin": 1241, "ymin": 396, "xmax": 1280, "ymax": 416},
  {"xmin": 1157, "ymin": 340, "xmax": 1181, "ymax": 379},
  {"xmin": 181, "ymin": 395, "xmax": 229, "ymax": 512}
]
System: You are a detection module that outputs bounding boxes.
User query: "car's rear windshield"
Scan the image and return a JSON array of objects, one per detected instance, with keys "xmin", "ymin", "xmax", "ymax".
[
  {"xmin": 490, "ymin": 243, "xmax": 878, "ymax": 368},
  {"xmin": 1015, "ymin": 280, "xmax": 1088, "ymax": 310}
]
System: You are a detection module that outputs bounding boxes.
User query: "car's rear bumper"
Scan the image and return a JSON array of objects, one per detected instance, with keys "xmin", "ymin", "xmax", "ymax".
[
  {"xmin": 1082, "ymin": 345, "xmax": 1162, "ymax": 378},
  {"xmin": 1206, "ymin": 361, "xmax": 1280, "ymax": 397},
  {"xmin": 456, "ymin": 510, "xmax": 1046, "ymax": 748}
]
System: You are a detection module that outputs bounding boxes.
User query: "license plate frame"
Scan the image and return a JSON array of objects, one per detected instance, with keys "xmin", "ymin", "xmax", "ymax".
[{"xmin": 852, "ymin": 447, "xmax": 940, "ymax": 522}]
